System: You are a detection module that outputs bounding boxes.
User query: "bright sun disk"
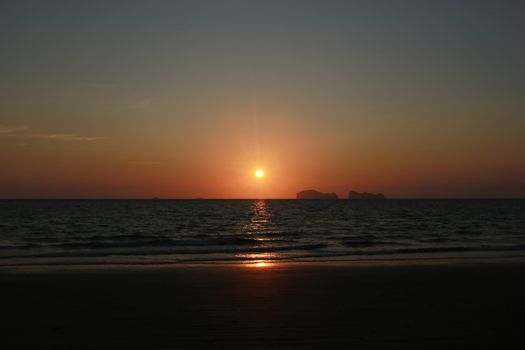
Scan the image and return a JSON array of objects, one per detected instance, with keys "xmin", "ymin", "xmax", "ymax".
[{"xmin": 255, "ymin": 169, "xmax": 264, "ymax": 178}]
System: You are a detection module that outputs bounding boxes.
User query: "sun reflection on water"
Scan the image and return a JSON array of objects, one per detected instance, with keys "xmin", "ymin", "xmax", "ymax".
[
  {"xmin": 243, "ymin": 200, "xmax": 272, "ymax": 234},
  {"xmin": 239, "ymin": 200, "xmax": 282, "ymax": 265},
  {"xmin": 249, "ymin": 200, "xmax": 271, "ymax": 227},
  {"xmin": 245, "ymin": 260, "xmax": 274, "ymax": 268}
]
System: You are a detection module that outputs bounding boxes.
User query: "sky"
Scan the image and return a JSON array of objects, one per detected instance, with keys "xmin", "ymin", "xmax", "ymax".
[{"xmin": 1, "ymin": 0, "xmax": 524, "ymax": 198}]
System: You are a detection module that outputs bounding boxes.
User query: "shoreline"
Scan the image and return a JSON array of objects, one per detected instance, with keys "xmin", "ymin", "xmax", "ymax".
[{"xmin": 2, "ymin": 253, "xmax": 525, "ymax": 273}]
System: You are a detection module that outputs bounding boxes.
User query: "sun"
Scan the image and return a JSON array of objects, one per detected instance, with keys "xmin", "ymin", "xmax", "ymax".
[{"xmin": 255, "ymin": 169, "xmax": 265, "ymax": 178}]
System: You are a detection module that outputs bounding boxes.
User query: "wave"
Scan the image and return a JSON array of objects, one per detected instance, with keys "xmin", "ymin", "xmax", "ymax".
[
  {"xmin": 2, "ymin": 243, "xmax": 525, "ymax": 263},
  {"xmin": 0, "ymin": 243, "xmax": 329, "ymax": 260},
  {"xmin": 345, "ymin": 244, "xmax": 525, "ymax": 256},
  {"xmin": 340, "ymin": 239, "xmax": 401, "ymax": 247},
  {"xmin": 0, "ymin": 236, "xmax": 297, "ymax": 250}
]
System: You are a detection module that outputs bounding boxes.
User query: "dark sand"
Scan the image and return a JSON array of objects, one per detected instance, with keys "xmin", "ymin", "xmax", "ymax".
[{"xmin": 2, "ymin": 261, "xmax": 525, "ymax": 349}]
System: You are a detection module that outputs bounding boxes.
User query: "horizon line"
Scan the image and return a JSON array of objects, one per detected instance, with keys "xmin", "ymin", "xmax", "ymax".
[{"xmin": 1, "ymin": 197, "xmax": 524, "ymax": 200}]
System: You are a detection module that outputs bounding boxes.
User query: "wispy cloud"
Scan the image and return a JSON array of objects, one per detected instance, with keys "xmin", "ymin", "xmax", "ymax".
[
  {"xmin": 130, "ymin": 98, "xmax": 154, "ymax": 109},
  {"xmin": 0, "ymin": 124, "xmax": 104, "ymax": 142},
  {"xmin": 0, "ymin": 124, "xmax": 27, "ymax": 134},
  {"xmin": 40, "ymin": 133, "xmax": 105, "ymax": 142}
]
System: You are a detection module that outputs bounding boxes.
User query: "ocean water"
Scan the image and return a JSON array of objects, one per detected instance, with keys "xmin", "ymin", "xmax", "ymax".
[{"xmin": 1, "ymin": 199, "xmax": 524, "ymax": 267}]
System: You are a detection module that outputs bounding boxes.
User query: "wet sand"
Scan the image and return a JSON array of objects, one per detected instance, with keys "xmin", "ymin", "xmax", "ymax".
[{"xmin": 2, "ymin": 261, "xmax": 525, "ymax": 349}]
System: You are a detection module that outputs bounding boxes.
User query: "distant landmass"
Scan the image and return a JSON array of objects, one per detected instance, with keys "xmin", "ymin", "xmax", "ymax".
[
  {"xmin": 296, "ymin": 189, "xmax": 386, "ymax": 199},
  {"xmin": 348, "ymin": 191, "xmax": 385, "ymax": 199},
  {"xmin": 296, "ymin": 190, "xmax": 339, "ymax": 199}
]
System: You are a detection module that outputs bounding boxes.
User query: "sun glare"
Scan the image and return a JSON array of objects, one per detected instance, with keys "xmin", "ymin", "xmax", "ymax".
[
  {"xmin": 255, "ymin": 169, "xmax": 265, "ymax": 178},
  {"xmin": 248, "ymin": 261, "xmax": 272, "ymax": 268}
]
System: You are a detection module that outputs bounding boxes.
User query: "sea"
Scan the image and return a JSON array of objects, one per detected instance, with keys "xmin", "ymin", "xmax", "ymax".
[{"xmin": 1, "ymin": 199, "xmax": 524, "ymax": 267}]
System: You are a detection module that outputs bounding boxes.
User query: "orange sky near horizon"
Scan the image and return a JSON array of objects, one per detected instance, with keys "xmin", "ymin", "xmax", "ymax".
[{"xmin": 2, "ymin": 105, "xmax": 523, "ymax": 198}]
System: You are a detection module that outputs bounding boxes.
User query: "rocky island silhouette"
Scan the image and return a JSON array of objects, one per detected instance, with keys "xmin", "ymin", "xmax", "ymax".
[{"xmin": 296, "ymin": 190, "xmax": 386, "ymax": 199}]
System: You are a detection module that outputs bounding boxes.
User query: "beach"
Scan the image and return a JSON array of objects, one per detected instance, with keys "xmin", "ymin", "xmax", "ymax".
[{"xmin": 2, "ymin": 260, "xmax": 524, "ymax": 349}]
